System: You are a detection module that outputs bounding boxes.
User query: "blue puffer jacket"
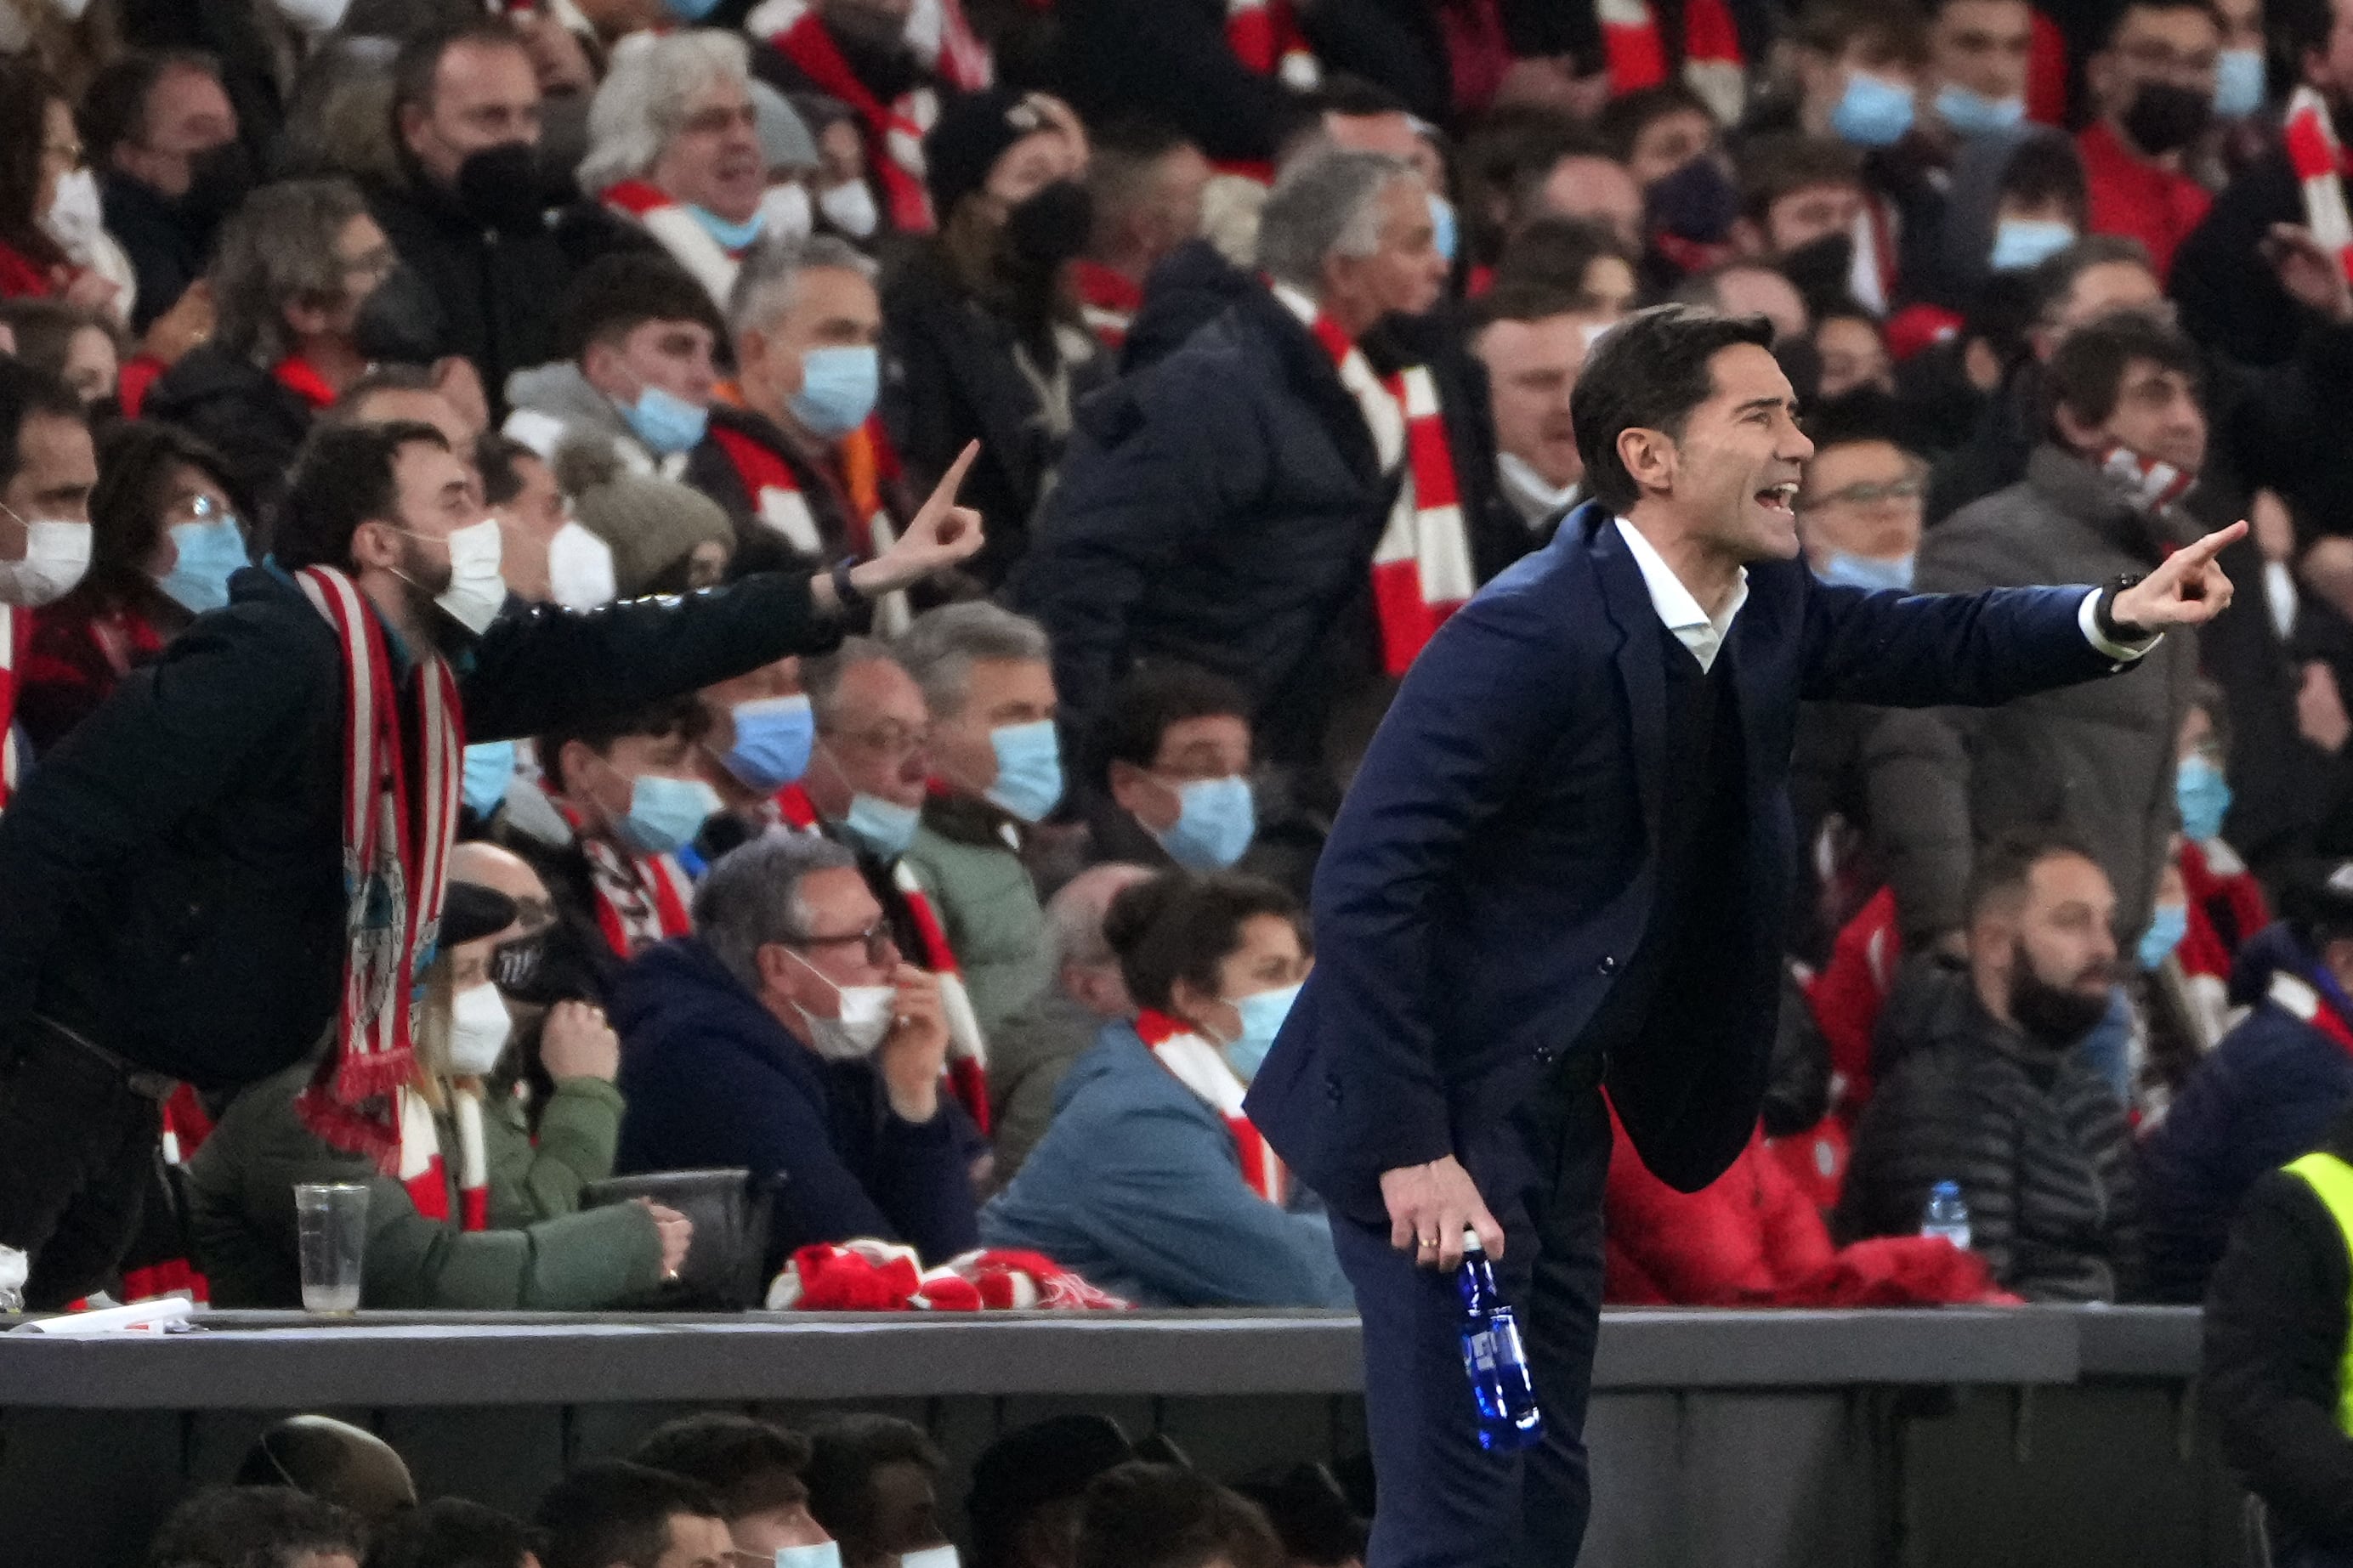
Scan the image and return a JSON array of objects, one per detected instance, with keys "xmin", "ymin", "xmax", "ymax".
[
  {"xmin": 2139, "ymin": 925, "xmax": 2353, "ymax": 1303},
  {"xmin": 980, "ymin": 1022, "xmax": 1353, "ymax": 1308}
]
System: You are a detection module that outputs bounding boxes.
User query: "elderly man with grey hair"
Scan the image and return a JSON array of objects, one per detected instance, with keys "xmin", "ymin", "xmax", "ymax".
[
  {"xmin": 896, "ymin": 602, "xmax": 1063, "ymax": 1040},
  {"xmin": 1011, "ymin": 147, "xmax": 1454, "ymax": 773},
  {"xmin": 611, "ymin": 828, "xmax": 983, "ymax": 1267},
  {"xmin": 568, "ymin": 30, "xmax": 780, "ymax": 312}
]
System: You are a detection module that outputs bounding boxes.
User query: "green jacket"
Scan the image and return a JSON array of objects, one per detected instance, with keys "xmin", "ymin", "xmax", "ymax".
[
  {"xmin": 904, "ymin": 795, "xmax": 1051, "ymax": 1039},
  {"xmin": 187, "ymin": 1061, "xmax": 661, "ymax": 1310}
]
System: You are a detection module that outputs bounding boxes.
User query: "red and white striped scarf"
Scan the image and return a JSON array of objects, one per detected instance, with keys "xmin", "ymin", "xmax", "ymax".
[
  {"xmin": 1072, "ymin": 261, "xmax": 1144, "ymax": 352},
  {"xmin": 708, "ymin": 414, "xmax": 912, "ymax": 633},
  {"xmin": 1273, "ymin": 284, "xmax": 1472, "ymax": 676},
  {"xmin": 1227, "ymin": 0, "xmax": 1321, "ymax": 89},
  {"xmin": 755, "ymin": 0, "xmax": 939, "ymax": 235},
  {"xmin": 1596, "ymin": 0, "xmax": 1746, "ymax": 123},
  {"xmin": 2284, "ymin": 86, "xmax": 2353, "ymax": 286},
  {"xmin": 916, "ymin": 0, "xmax": 993, "ymax": 92},
  {"xmin": 0, "ymin": 603, "xmax": 19, "ymax": 813},
  {"xmin": 292, "ymin": 567, "xmax": 464, "ymax": 1168},
  {"xmin": 541, "ymin": 782, "xmax": 695, "ymax": 959},
  {"xmin": 1136, "ymin": 1009, "xmax": 1286, "ymax": 1204},
  {"xmin": 600, "ymin": 178, "xmax": 744, "ymax": 308},
  {"xmin": 397, "ymin": 1083, "xmax": 490, "ymax": 1233}
]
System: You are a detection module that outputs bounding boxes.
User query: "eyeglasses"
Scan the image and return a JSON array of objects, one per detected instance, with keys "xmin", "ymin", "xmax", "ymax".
[
  {"xmin": 827, "ymin": 721, "xmax": 930, "ymax": 761},
  {"xmin": 1801, "ymin": 477, "xmax": 1925, "ymax": 509},
  {"xmin": 43, "ymin": 139, "xmax": 84, "ymax": 169},
  {"xmin": 788, "ymin": 922, "xmax": 897, "ymax": 965}
]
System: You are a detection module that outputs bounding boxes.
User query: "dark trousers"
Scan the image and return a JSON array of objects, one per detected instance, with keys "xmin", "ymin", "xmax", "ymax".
[
  {"xmin": 0, "ymin": 1023, "xmax": 163, "ymax": 1308},
  {"xmin": 1331, "ymin": 1060, "xmax": 1613, "ymax": 1568}
]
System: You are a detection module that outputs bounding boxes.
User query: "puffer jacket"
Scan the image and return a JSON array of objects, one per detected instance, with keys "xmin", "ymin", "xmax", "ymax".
[
  {"xmin": 1865, "ymin": 445, "xmax": 2200, "ymax": 942},
  {"xmin": 1834, "ymin": 959, "xmax": 2140, "ymax": 1302}
]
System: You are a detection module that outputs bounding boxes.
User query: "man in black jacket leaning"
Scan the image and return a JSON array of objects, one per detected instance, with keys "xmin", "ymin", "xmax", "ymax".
[{"xmin": 0, "ymin": 421, "xmax": 982, "ymax": 1309}]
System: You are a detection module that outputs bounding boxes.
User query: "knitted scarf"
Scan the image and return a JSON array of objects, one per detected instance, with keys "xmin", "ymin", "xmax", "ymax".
[
  {"xmin": 293, "ymin": 567, "xmax": 464, "ymax": 1167},
  {"xmin": 2284, "ymin": 86, "xmax": 2353, "ymax": 285},
  {"xmin": 707, "ymin": 410, "xmax": 912, "ymax": 634},
  {"xmin": 541, "ymin": 783, "xmax": 695, "ymax": 959},
  {"xmin": 756, "ymin": 0, "xmax": 938, "ymax": 234},
  {"xmin": 1272, "ymin": 284, "xmax": 1472, "ymax": 676},
  {"xmin": 2101, "ymin": 443, "xmax": 2196, "ymax": 517},
  {"xmin": 1595, "ymin": 0, "xmax": 1747, "ymax": 123},
  {"xmin": 600, "ymin": 178, "xmax": 742, "ymax": 309},
  {"xmin": 1227, "ymin": 0, "xmax": 1321, "ymax": 89},
  {"xmin": 397, "ymin": 1083, "xmax": 490, "ymax": 1233},
  {"xmin": 1135, "ymin": 1008, "xmax": 1286, "ymax": 1205}
]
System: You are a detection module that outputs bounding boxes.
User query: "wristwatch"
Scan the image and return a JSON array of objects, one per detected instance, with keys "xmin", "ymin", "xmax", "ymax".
[
  {"xmin": 831, "ymin": 556, "xmax": 869, "ymax": 615},
  {"xmin": 2095, "ymin": 572, "xmax": 2147, "ymax": 643}
]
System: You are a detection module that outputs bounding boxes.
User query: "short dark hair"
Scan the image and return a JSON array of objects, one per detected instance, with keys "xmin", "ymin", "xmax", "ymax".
[
  {"xmin": 1074, "ymin": 1463, "xmax": 1285, "ymax": 1568},
  {"xmin": 1998, "ymin": 134, "xmax": 2089, "ymax": 229},
  {"xmin": 1472, "ymin": 280, "xmax": 1588, "ymax": 331},
  {"xmin": 1097, "ymin": 664, "xmax": 1253, "ymax": 780},
  {"xmin": 2029, "ymin": 235, "xmax": 2155, "ymax": 324},
  {"xmin": 804, "ymin": 1415, "xmax": 944, "ymax": 1548},
  {"xmin": 330, "ymin": 363, "xmax": 444, "ymax": 423},
  {"xmin": 1965, "ymin": 828, "xmax": 2102, "ymax": 922},
  {"xmin": 2102, "ymin": 0, "xmax": 2223, "ymax": 48},
  {"xmin": 393, "ymin": 17, "xmax": 530, "ymax": 122},
  {"xmin": 1231, "ymin": 1463, "xmax": 1366, "ymax": 1568},
  {"xmin": 632, "ymin": 1413, "xmax": 814, "ymax": 1522},
  {"xmin": 80, "ymin": 51, "xmax": 224, "ymax": 166},
  {"xmin": 1460, "ymin": 106, "xmax": 1602, "ymax": 262},
  {"xmin": 366, "ymin": 1497, "xmax": 541, "ymax": 1568},
  {"xmin": 1737, "ymin": 135, "xmax": 1864, "ymax": 227},
  {"xmin": 87, "ymin": 419, "xmax": 244, "ymax": 604},
  {"xmin": 1800, "ymin": 385, "xmax": 1912, "ymax": 455},
  {"xmin": 538, "ymin": 693, "xmax": 712, "ymax": 795},
  {"xmin": 1490, "ymin": 215, "xmax": 1635, "ymax": 302},
  {"xmin": 1789, "ymin": 0, "xmax": 1931, "ymax": 65},
  {"xmin": 1087, "ymin": 118, "xmax": 1197, "ymax": 216},
  {"xmin": 147, "ymin": 1486, "xmax": 366, "ymax": 1568},
  {"xmin": 2042, "ymin": 312, "xmax": 2203, "ymax": 436},
  {"xmin": 1103, "ymin": 870, "xmax": 1304, "ymax": 1013},
  {"xmin": 559, "ymin": 253, "xmax": 728, "ymax": 363},
  {"xmin": 1570, "ymin": 303, "xmax": 1777, "ymax": 514},
  {"xmin": 477, "ymin": 433, "xmax": 540, "ymax": 508},
  {"xmin": 0, "ymin": 297, "xmax": 119, "ymax": 388},
  {"xmin": 1307, "ymin": 76, "xmax": 1415, "ymax": 121},
  {"xmin": 2276, "ymin": 0, "xmax": 2340, "ymax": 81},
  {"xmin": 273, "ymin": 420, "xmax": 451, "ymax": 572},
  {"xmin": 1595, "ymin": 82, "xmax": 1714, "ymax": 166},
  {"xmin": 535, "ymin": 1462, "xmax": 724, "ymax": 1568},
  {"xmin": 0, "ymin": 356, "xmax": 89, "ymax": 493}
]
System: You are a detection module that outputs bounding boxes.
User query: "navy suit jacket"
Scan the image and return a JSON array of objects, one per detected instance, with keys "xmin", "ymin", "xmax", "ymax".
[{"xmin": 1244, "ymin": 505, "xmax": 2126, "ymax": 1226}]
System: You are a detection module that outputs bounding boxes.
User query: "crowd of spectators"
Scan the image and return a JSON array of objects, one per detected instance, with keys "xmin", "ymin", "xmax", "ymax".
[{"xmin": 3, "ymin": 0, "xmax": 2353, "ymax": 1554}]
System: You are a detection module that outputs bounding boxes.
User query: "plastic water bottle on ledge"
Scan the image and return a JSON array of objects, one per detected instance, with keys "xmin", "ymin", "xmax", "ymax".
[
  {"xmin": 1922, "ymin": 1180, "xmax": 1972, "ymax": 1250},
  {"xmin": 1456, "ymin": 1228, "xmax": 1543, "ymax": 1452}
]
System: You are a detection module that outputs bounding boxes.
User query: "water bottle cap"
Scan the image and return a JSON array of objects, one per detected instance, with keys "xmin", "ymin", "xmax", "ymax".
[
  {"xmin": 1932, "ymin": 1180, "xmax": 1959, "ymax": 1196},
  {"xmin": 1461, "ymin": 1227, "xmax": 1483, "ymax": 1253}
]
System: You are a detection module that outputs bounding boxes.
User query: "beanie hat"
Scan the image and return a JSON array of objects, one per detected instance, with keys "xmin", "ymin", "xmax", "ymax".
[
  {"xmin": 554, "ymin": 440, "xmax": 736, "ymax": 598},
  {"xmin": 922, "ymin": 87, "xmax": 1056, "ymax": 221},
  {"xmin": 749, "ymin": 78, "xmax": 819, "ymax": 173}
]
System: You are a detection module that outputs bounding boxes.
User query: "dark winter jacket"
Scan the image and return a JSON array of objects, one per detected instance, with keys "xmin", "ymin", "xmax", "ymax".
[
  {"xmin": 99, "ymin": 173, "xmax": 216, "ymax": 334},
  {"xmin": 610, "ymin": 937, "xmax": 981, "ymax": 1270},
  {"xmin": 0, "ymin": 564, "xmax": 843, "ymax": 1090},
  {"xmin": 1834, "ymin": 960, "xmax": 2139, "ymax": 1302},
  {"xmin": 141, "ymin": 344, "xmax": 316, "ymax": 518},
  {"xmin": 2140, "ymin": 926, "xmax": 2353, "ymax": 1302}
]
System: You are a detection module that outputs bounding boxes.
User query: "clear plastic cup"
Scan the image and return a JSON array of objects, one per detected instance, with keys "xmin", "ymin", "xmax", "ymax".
[{"xmin": 293, "ymin": 1182, "xmax": 370, "ymax": 1315}]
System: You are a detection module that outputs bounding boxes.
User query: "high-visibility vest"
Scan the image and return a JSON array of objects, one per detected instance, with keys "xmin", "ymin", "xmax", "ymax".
[{"xmin": 2284, "ymin": 1148, "xmax": 2353, "ymax": 1435}]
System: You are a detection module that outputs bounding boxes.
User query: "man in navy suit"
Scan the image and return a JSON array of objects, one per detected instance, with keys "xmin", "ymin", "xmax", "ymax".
[{"xmin": 1243, "ymin": 303, "xmax": 2245, "ymax": 1566}]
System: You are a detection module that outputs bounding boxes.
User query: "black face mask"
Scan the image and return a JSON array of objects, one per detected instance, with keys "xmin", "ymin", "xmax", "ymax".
[
  {"xmin": 1646, "ymin": 156, "xmax": 1740, "ymax": 245},
  {"xmin": 2007, "ymin": 940, "xmax": 2114, "ymax": 1044},
  {"xmin": 1778, "ymin": 230, "xmax": 1857, "ymax": 312},
  {"xmin": 493, "ymin": 923, "xmax": 600, "ymax": 1007},
  {"xmin": 178, "ymin": 141, "xmax": 254, "ymax": 232},
  {"xmin": 2123, "ymin": 80, "xmax": 2214, "ymax": 156},
  {"xmin": 352, "ymin": 263, "xmax": 445, "ymax": 365},
  {"xmin": 1004, "ymin": 178, "xmax": 1094, "ymax": 271},
  {"xmin": 452, "ymin": 140, "xmax": 548, "ymax": 234}
]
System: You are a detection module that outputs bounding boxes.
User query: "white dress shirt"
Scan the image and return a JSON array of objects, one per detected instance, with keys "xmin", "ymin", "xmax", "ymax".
[{"xmin": 1609, "ymin": 518, "xmax": 2159, "ymax": 674}]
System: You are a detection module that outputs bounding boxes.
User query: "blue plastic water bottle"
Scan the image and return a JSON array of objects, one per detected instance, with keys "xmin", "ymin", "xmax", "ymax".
[
  {"xmin": 1455, "ymin": 1228, "xmax": 1544, "ymax": 1452},
  {"xmin": 1921, "ymin": 1180, "xmax": 1972, "ymax": 1250}
]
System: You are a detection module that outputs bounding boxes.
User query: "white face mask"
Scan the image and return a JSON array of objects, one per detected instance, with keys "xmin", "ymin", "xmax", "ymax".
[
  {"xmin": 445, "ymin": 981, "xmax": 513, "ymax": 1076},
  {"xmin": 760, "ymin": 182, "xmax": 815, "ymax": 246},
  {"xmin": 819, "ymin": 179, "xmax": 880, "ymax": 240},
  {"xmin": 436, "ymin": 518, "xmax": 508, "ymax": 635},
  {"xmin": 43, "ymin": 167, "xmax": 101, "ymax": 258},
  {"xmin": 547, "ymin": 519, "xmax": 617, "ymax": 609},
  {"xmin": 785, "ymin": 946, "xmax": 896, "ymax": 1059},
  {"xmin": 899, "ymin": 1549, "xmax": 959, "ymax": 1568},
  {"xmin": 1496, "ymin": 451, "xmax": 1581, "ymax": 521},
  {"xmin": 776, "ymin": 1545, "xmax": 843, "ymax": 1568},
  {"xmin": 0, "ymin": 517, "xmax": 93, "ymax": 607},
  {"xmin": 272, "ymin": 0, "xmax": 351, "ymax": 31}
]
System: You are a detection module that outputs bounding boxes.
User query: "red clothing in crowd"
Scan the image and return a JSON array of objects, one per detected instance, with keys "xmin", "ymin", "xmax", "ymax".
[
  {"xmin": 2078, "ymin": 121, "xmax": 2214, "ymax": 280},
  {"xmin": 1606, "ymin": 1112, "xmax": 1835, "ymax": 1305},
  {"xmin": 15, "ymin": 585, "xmax": 188, "ymax": 755},
  {"xmin": 0, "ymin": 235, "xmax": 57, "ymax": 299}
]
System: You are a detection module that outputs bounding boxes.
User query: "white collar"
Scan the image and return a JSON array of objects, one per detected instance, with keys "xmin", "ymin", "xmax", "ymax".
[{"xmin": 1613, "ymin": 517, "xmax": 1749, "ymax": 671}]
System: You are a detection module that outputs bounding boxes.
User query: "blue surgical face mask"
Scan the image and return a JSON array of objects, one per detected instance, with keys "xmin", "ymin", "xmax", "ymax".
[
  {"xmin": 1935, "ymin": 82, "xmax": 2027, "ymax": 137},
  {"xmin": 790, "ymin": 345, "xmax": 882, "ymax": 441},
  {"xmin": 1817, "ymin": 551, "xmax": 1916, "ymax": 592},
  {"xmin": 2138, "ymin": 903, "xmax": 2190, "ymax": 970},
  {"xmin": 621, "ymin": 385, "xmax": 711, "ymax": 456},
  {"xmin": 1428, "ymin": 191, "xmax": 1459, "ymax": 264},
  {"xmin": 2177, "ymin": 751, "xmax": 2233, "ymax": 842},
  {"xmin": 616, "ymin": 773, "xmax": 724, "ymax": 856},
  {"xmin": 2214, "ymin": 47, "xmax": 2265, "ymax": 117},
  {"xmin": 842, "ymin": 791, "xmax": 922, "ymax": 860},
  {"xmin": 662, "ymin": 0, "xmax": 723, "ymax": 17},
  {"xmin": 984, "ymin": 720, "xmax": 1063, "ymax": 824},
  {"xmin": 720, "ymin": 694, "xmax": 816, "ymax": 791},
  {"xmin": 776, "ymin": 1545, "xmax": 843, "ymax": 1568},
  {"xmin": 154, "ymin": 514, "xmax": 248, "ymax": 614},
  {"xmin": 1990, "ymin": 217, "xmax": 2077, "ymax": 272},
  {"xmin": 462, "ymin": 740, "xmax": 517, "ymax": 819},
  {"xmin": 1832, "ymin": 71, "xmax": 1918, "ymax": 147},
  {"xmin": 686, "ymin": 202, "xmax": 764, "ymax": 252},
  {"xmin": 1218, "ymin": 981, "xmax": 1301, "ymax": 1083},
  {"xmin": 1152, "ymin": 774, "xmax": 1256, "ymax": 871}
]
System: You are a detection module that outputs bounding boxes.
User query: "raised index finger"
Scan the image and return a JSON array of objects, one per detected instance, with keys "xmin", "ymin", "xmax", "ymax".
[
  {"xmin": 927, "ymin": 440, "xmax": 982, "ymax": 509},
  {"xmin": 2174, "ymin": 519, "xmax": 2249, "ymax": 569}
]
